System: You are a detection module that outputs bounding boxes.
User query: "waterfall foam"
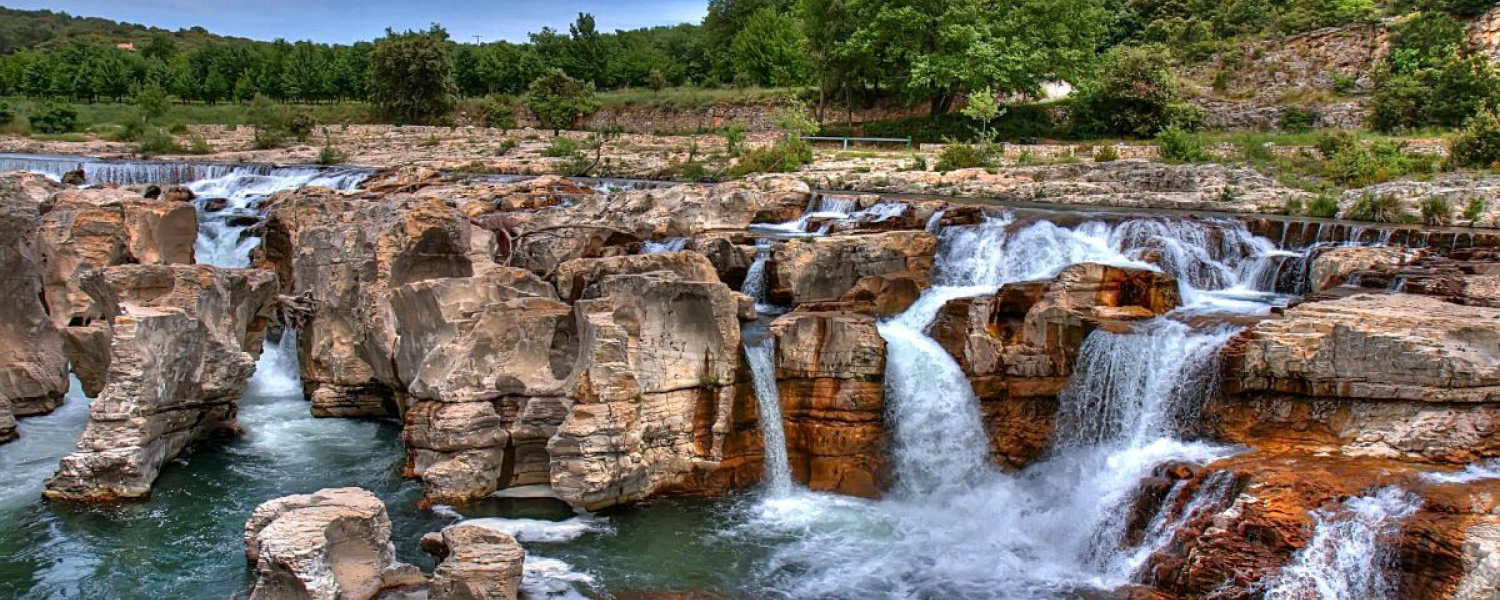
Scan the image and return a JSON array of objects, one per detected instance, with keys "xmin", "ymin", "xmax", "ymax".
[
  {"xmin": 1263, "ymin": 487, "xmax": 1421, "ymax": 600},
  {"xmin": 1423, "ymin": 459, "xmax": 1500, "ymax": 483},
  {"xmin": 745, "ymin": 337, "xmax": 795, "ymax": 496},
  {"xmin": 643, "ymin": 238, "xmax": 688, "ymax": 253},
  {"xmin": 246, "ymin": 330, "xmax": 303, "ymax": 398}
]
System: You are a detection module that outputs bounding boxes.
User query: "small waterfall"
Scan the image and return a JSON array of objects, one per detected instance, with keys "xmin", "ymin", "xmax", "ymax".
[
  {"xmin": 1423, "ymin": 459, "xmax": 1500, "ymax": 483},
  {"xmin": 745, "ymin": 337, "xmax": 794, "ymax": 496},
  {"xmin": 741, "ymin": 241, "xmax": 775, "ymax": 312},
  {"xmin": 246, "ymin": 329, "xmax": 303, "ymax": 398},
  {"xmin": 643, "ymin": 238, "xmax": 688, "ymax": 253},
  {"xmin": 924, "ymin": 210, "xmax": 946, "ymax": 233},
  {"xmin": 1264, "ymin": 487, "xmax": 1421, "ymax": 600},
  {"xmin": 191, "ymin": 167, "xmax": 368, "ymax": 268},
  {"xmin": 1114, "ymin": 470, "xmax": 1238, "ymax": 579}
]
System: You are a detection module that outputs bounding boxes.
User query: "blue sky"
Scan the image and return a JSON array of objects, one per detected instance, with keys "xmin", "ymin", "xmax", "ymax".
[{"xmin": 6, "ymin": 1, "xmax": 710, "ymax": 43}]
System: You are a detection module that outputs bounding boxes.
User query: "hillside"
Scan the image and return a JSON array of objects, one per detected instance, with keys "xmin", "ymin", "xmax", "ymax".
[{"xmin": 0, "ymin": 6, "xmax": 252, "ymax": 54}]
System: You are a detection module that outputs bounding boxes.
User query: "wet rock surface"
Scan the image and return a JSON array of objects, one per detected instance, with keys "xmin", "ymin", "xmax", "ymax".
[{"xmin": 420, "ymin": 523, "xmax": 526, "ymax": 600}]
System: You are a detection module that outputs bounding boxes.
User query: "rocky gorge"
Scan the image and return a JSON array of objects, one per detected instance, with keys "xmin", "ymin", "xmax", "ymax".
[{"xmin": 0, "ymin": 152, "xmax": 1499, "ymax": 600}]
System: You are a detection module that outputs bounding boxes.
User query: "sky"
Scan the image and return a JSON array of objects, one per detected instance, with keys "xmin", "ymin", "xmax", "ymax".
[{"xmin": 5, "ymin": 0, "xmax": 710, "ymax": 44}]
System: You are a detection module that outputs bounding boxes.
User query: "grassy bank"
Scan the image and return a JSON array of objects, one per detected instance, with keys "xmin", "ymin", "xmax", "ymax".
[{"xmin": 1, "ymin": 97, "xmax": 380, "ymax": 136}]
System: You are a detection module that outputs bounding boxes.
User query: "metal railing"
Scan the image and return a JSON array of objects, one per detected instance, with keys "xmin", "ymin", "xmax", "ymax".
[{"xmin": 798, "ymin": 135, "xmax": 915, "ymax": 150}]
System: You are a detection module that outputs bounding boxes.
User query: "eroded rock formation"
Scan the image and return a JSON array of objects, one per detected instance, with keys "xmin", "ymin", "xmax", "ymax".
[
  {"xmin": 44, "ymin": 264, "xmax": 276, "ymax": 501},
  {"xmin": 770, "ymin": 231, "xmax": 936, "ymax": 306},
  {"xmin": 244, "ymin": 487, "xmax": 424, "ymax": 600},
  {"xmin": 0, "ymin": 180, "xmax": 68, "ymax": 435},
  {"xmin": 420, "ymin": 523, "xmax": 526, "ymax": 600}
]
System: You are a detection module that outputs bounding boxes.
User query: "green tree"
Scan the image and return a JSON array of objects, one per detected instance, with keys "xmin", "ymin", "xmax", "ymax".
[
  {"xmin": 1070, "ymin": 44, "xmax": 1205, "ymax": 137},
  {"xmin": 961, "ymin": 86, "xmax": 1004, "ymax": 143},
  {"xmin": 369, "ymin": 26, "xmax": 458, "ymax": 124},
  {"xmin": 134, "ymin": 83, "xmax": 170, "ymax": 121},
  {"xmin": 525, "ymin": 68, "xmax": 600, "ymax": 135},
  {"xmin": 729, "ymin": 7, "xmax": 811, "ymax": 86}
]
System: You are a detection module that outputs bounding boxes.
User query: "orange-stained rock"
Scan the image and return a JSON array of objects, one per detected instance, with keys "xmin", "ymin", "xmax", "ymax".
[
  {"xmin": 769, "ymin": 311, "xmax": 887, "ymax": 497},
  {"xmin": 771, "ymin": 232, "xmax": 937, "ymax": 306}
]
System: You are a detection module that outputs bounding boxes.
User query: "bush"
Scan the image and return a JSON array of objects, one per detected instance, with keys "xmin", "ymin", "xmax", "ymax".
[
  {"xmin": 1307, "ymin": 193, "xmax": 1340, "ymax": 218},
  {"xmin": 1346, "ymin": 193, "xmax": 1410, "ymax": 223},
  {"xmin": 1449, "ymin": 110, "xmax": 1500, "ymax": 169},
  {"xmin": 1156, "ymin": 126, "xmax": 1211, "ymax": 162},
  {"xmin": 728, "ymin": 137, "xmax": 814, "ymax": 177},
  {"xmin": 1071, "ymin": 45, "xmax": 1205, "ymax": 138},
  {"xmin": 136, "ymin": 127, "xmax": 184, "ymax": 155},
  {"xmin": 1421, "ymin": 197, "xmax": 1453, "ymax": 225},
  {"xmin": 935, "ymin": 143, "xmax": 989, "ymax": 171},
  {"xmin": 541, "ymin": 136, "xmax": 580, "ymax": 158},
  {"xmin": 1464, "ymin": 197, "xmax": 1486, "ymax": 222},
  {"xmin": 288, "ymin": 111, "xmax": 316, "ymax": 141},
  {"xmin": 818, "ymin": 103, "xmax": 1067, "ymax": 144},
  {"xmin": 900, "ymin": 153, "xmax": 928, "ymax": 171},
  {"xmin": 483, "ymin": 96, "xmax": 516, "ymax": 129},
  {"xmin": 186, "ymin": 134, "xmax": 213, "ymax": 155},
  {"xmin": 1280, "ymin": 107, "xmax": 1316, "ymax": 132},
  {"xmin": 720, "ymin": 125, "xmax": 746, "ymax": 157},
  {"xmin": 1285, "ymin": 196, "xmax": 1304, "ymax": 215},
  {"xmin": 526, "ymin": 68, "xmax": 600, "ymax": 134},
  {"xmin": 496, "ymin": 138, "xmax": 519, "ymax": 155},
  {"xmin": 134, "ymin": 84, "xmax": 170, "ymax": 121},
  {"xmin": 1094, "ymin": 145, "xmax": 1120, "ymax": 162},
  {"xmin": 248, "ymin": 95, "xmax": 289, "ymax": 149},
  {"xmin": 30, "ymin": 103, "xmax": 78, "ymax": 134},
  {"xmin": 0, "ymin": 102, "xmax": 16, "ymax": 126},
  {"xmin": 316, "ymin": 142, "xmax": 347, "ymax": 165},
  {"xmin": 1315, "ymin": 131, "xmax": 1360, "ymax": 158}
]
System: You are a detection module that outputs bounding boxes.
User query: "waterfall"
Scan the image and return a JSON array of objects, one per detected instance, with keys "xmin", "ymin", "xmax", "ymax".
[
  {"xmin": 1423, "ymin": 459, "xmax": 1500, "ymax": 483},
  {"xmin": 741, "ymin": 241, "xmax": 778, "ymax": 313},
  {"xmin": 190, "ymin": 167, "xmax": 368, "ymax": 268},
  {"xmin": 246, "ymin": 329, "xmax": 303, "ymax": 398},
  {"xmin": 745, "ymin": 338, "xmax": 794, "ymax": 496},
  {"xmin": 924, "ymin": 210, "xmax": 946, "ymax": 233},
  {"xmin": 643, "ymin": 238, "xmax": 688, "ymax": 253},
  {"xmin": 1113, "ymin": 470, "xmax": 1238, "ymax": 579},
  {"xmin": 1264, "ymin": 487, "xmax": 1421, "ymax": 600}
]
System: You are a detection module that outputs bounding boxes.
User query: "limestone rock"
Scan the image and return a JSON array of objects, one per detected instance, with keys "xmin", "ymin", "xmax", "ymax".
[
  {"xmin": 553, "ymin": 251, "xmax": 720, "ymax": 302},
  {"xmin": 771, "ymin": 231, "xmax": 937, "ymax": 305},
  {"xmin": 0, "ymin": 181, "xmax": 68, "ymax": 429},
  {"xmin": 515, "ymin": 176, "xmax": 809, "ymax": 241},
  {"xmin": 769, "ymin": 311, "xmax": 887, "ymax": 497},
  {"xmin": 1307, "ymin": 246, "xmax": 1412, "ymax": 291},
  {"xmin": 244, "ymin": 487, "xmax": 424, "ymax": 600},
  {"xmin": 44, "ymin": 264, "xmax": 277, "ymax": 501},
  {"xmin": 422, "ymin": 523, "xmax": 526, "ymax": 600}
]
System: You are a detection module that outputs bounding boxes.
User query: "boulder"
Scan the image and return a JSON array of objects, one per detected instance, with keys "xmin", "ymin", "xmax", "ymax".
[
  {"xmin": 552, "ymin": 251, "xmax": 720, "ymax": 302},
  {"xmin": 255, "ymin": 188, "xmax": 502, "ymax": 417},
  {"xmin": 798, "ymin": 270, "xmax": 931, "ymax": 318},
  {"xmin": 421, "ymin": 524, "xmax": 526, "ymax": 600},
  {"xmin": 1213, "ymin": 293, "xmax": 1500, "ymax": 463},
  {"xmin": 244, "ymin": 487, "xmax": 424, "ymax": 600},
  {"xmin": 44, "ymin": 265, "xmax": 277, "ymax": 501},
  {"xmin": 548, "ymin": 271, "xmax": 745, "ymax": 509},
  {"xmin": 771, "ymin": 231, "xmax": 937, "ymax": 305},
  {"xmin": 1307, "ymin": 246, "xmax": 1412, "ymax": 291},
  {"xmin": 768, "ymin": 311, "xmax": 887, "ymax": 497},
  {"xmin": 0, "ymin": 181, "xmax": 68, "ymax": 429}
]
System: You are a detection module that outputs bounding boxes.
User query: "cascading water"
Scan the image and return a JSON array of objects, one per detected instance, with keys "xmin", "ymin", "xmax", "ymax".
[
  {"xmin": 246, "ymin": 329, "xmax": 303, "ymax": 398},
  {"xmin": 643, "ymin": 238, "xmax": 688, "ymax": 253},
  {"xmin": 190, "ymin": 167, "xmax": 368, "ymax": 267},
  {"xmin": 744, "ymin": 336, "xmax": 795, "ymax": 496},
  {"xmin": 1263, "ymin": 487, "xmax": 1421, "ymax": 600}
]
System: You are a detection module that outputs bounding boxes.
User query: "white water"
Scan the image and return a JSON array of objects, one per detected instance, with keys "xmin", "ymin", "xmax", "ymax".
[
  {"xmin": 246, "ymin": 330, "xmax": 302, "ymax": 398},
  {"xmin": 464, "ymin": 514, "xmax": 614, "ymax": 543},
  {"xmin": 1114, "ymin": 470, "xmax": 1238, "ymax": 580},
  {"xmin": 643, "ymin": 238, "xmax": 688, "ymax": 253},
  {"xmin": 463, "ymin": 516, "xmax": 612, "ymax": 599},
  {"xmin": 736, "ymin": 214, "xmax": 1266, "ymax": 599},
  {"xmin": 745, "ymin": 338, "xmax": 796, "ymax": 497},
  {"xmin": 1264, "ymin": 487, "xmax": 1421, "ymax": 600},
  {"xmin": 1423, "ymin": 459, "xmax": 1500, "ymax": 483},
  {"xmin": 190, "ymin": 167, "xmax": 368, "ymax": 268}
]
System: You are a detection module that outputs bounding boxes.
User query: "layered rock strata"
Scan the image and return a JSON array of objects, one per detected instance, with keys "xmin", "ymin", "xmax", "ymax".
[
  {"xmin": 769, "ymin": 231, "xmax": 936, "ymax": 306},
  {"xmin": 244, "ymin": 487, "xmax": 424, "ymax": 600},
  {"xmin": 420, "ymin": 524, "xmax": 527, "ymax": 600},
  {"xmin": 0, "ymin": 182, "xmax": 68, "ymax": 437},
  {"xmin": 44, "ymin": 264, "xmax": 277, "ymax": 501}
]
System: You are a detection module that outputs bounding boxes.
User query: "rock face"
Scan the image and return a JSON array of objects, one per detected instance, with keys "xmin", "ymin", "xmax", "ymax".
[
  {"xmin": 769, "ymin": 311, "xmax": 888, "ymax": 497},
  {"xmin": 1212, "ymin": 293, "xmax": 1500, "ymax": 464},
  {"xmin": 1131, "ymin": 454, "xmax": 1500, "ymax": 600},
  {"xmin": 44, "ymin": 264, "xmax": 277, "ymax": 501},
  {"xmin": 0, "ymin": 183, "xmax": 68, "ymax": 434},
  {"xmin": 244, "ymin": 487, "xmax": 424, "ymax": 600},
  {"xmin": 771, "ymin": 231, "xmax": 937, "ymax": 306},
  {"xmin": 929, "ymin": 263, "xmax": 1181, "ymax": 468},
  {"xmin": 257, "ymin": 188, "xmax": 502, "ymax": 418},
  {"xmin": 420, "ymin": 524, "xmax": 526, "ymax": 600},
  {"xmin": 1306, "ymin": 246, "xmax": 1412, "ymax": 292}
]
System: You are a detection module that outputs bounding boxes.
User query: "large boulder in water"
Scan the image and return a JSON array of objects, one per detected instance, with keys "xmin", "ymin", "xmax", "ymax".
[
  {"xmin": 244, "ymin": 487, "xmax": 425, "ymax": 600},
  {"xmin": 768, "ymin": 311, "xmax": 888, "ymax": 497},
  {"xmin": 44, "ymin": 264, "xmax": 277, "ymax": 501},
  {"xmin": 1211, "ymin": 293, "xmax": 1500, "ymax": 464},
  {"xmin": 0, "ymin": 179, "xmax": 68, "ymax": 433},
  {"xmin": 1307, "ymin": 246, "xmax": 1414, "ymax": 292},
  {"xmin": 770, "ymin": 231, "xmax": 937, "ymax": 306},
  {"xmin": 420, "ymin": 523, "xmax": 527, "ymax": 600}
]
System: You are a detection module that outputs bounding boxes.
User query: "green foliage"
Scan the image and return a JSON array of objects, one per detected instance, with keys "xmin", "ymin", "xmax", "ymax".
[
  {"xmin": 1094, "ymin": 145, "xmax": 1120, "ymax": 162},
  {"xmin": 935, "ymin": 143, "xmax": 990, "ymax": 171},
  {"xmin": 526, "ymin": 68, "xmax": 600, "ymax": 134},
  {"xmin": 961, "ymin": 87, "xmax": 1006, "ymax": 145},
  {"xmin": 1307, "ymin": 193, "xmax": 1341, "ymax": 218},
  {"xmin": 29, "ymin": 102, "xmax": 77, "ymax": 134},
  {"xmin": 496, "ymin": 138, "xmax": 520, "ymax": 155},
  {"xmin": 648, "ymin": 69, "xmax": 668, "ymax": 93},
  {"xmin": 1071, "ymin": 45, "xmax": 1205, "ymax": 138},
  {"xmin": 1346, "ymin": 193, "xmax": 1412, "ymax": 223},
  {"xmin": 1322, "ymin": 138, "xmax": 1433, "ymax": 187},
  {"xmin": 248, "ymin": 94, "xmax": 289, "ymax": 149},
  {"xmin": 287, "ymin": 111, "xmax": 316, "ymax": 141},
  {"xmin": 1280, "ymin": 107, "xmax": 1316, "ymax": 133},
  {"xmin": 135, "ymin": 127, "xmax": 182, "ymax": 155},
  {"xmin": 482, "ymin": 96, "xmax": 517, "ymax": 129},
  {"xmin": 370, "ymin": 26, "xmax": 458, "ymax": 124},
  {"xmin": 901, "ymin": 153, "xmax": 928, "ymax": 171},
  {"xmin": 720, "ymin": 125, "xmax": 747, "ymax": 156},
  {"xmin": 773, "ymin": 101, "xmax": 819, "ymax": 136},
  {"xmin": 1315, "ymin": 131, "xmax": 1360, "ymax": 158},
  {"xmin": 1332, "ymin": 74, "xmax": 1356, "ymax": 94},
  {"xmin": 1448, "ymin": 109, "xmax": 1500, "ymax": 168},
  {"xmin": 134, "ymin": 84, "xmax": 170, "ymax": 122},
  {"xmin": 1284, "ymin": 195, "xmax": 1304, "ymax": 215},
  {"xmin": 1372, "ymin": 13, "xmax": 1500, "ymax": 132},
  {"xmin": 0, "ymin": 101, "xmax": 11, "ymax": 126},
  {"xmin": 542, "ymin": 135, "xmax": 581, "ymax": 158},
  {"xmin": 316, "ymin": 134, "xmax": 348, "ymax": 165},
  {"xmin": 1156, "ymin": 126, "xmax": 1211, "ymax": 162},
  {"xmin": 728, "ymin": 137, "xmax": 814, "ymax": 177},
  {"xmin": 1464, "ymin": 196, "xmax": 1486, "ymax": 221},
  {"xmin": 729, "ymin": 7, "xmax": 811, "ymax": 86},
  {"xmin": 186, "ymin": 133, "xmax": 212, "ymax": 154},
  {"xmin": 1421, "ymin": 197, "xmax": 1453, "ymax": 224}
]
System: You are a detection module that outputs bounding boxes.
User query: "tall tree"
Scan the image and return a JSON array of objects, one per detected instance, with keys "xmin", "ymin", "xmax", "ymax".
[{"xmin": 369, "ymin": 25, "xmax": 458, "ymax": 124}]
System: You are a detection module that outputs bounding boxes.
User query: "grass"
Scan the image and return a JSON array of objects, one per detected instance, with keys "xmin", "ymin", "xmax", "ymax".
[
  {"xmin": 595, "ymin": 86, "xmax": 806, "ymax": 109},
  {"xmin": 0, "ymin": 96, "xmax": 378, "ymax": 133}
]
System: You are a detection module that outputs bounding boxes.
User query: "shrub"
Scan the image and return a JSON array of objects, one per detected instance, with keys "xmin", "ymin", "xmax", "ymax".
[
  {"xmin": 1346, "ymin": 193, "xmax": 1410, "ymax": 223},
  {"xmin": 900, "ymin": 153, "xmax": 928, "ymax": 171},
  {"xmin": 483, "ymin": 96, "xmax": 516, "ymax": 129},
  {"xmin": 186, "ymin": 134, "xmax": 213, "ymax": 155},
  {"xmin": 1448, "ymin": 110, "xmax": 1500, "ymax": 169},
  {"xmin": 1315, "ymin": 131, "xmax": 1360, "ymax": 158},
  {"xmin": 1322, "ymin": 140, "xmax": 1418, "ymax": 187},
  {"xmin": 1285, "ymin": 196, "xmax": 1304, "ymax": 215},
  {"xmin": 1464, "ymin": 197, "xmax": 1486, "ymax": 222},
  {"xmin": 134, "ymin": 84, "xmax": 170, "ymax": 121},
  {"xmin": 248, "ymin": 95, "xmax": 289, "ymax": 149},
  {"xmin": 935, "ymin": 143, "xmax": 989, "ymax": 171},
  {"xmin": 0, "ymin": 102, "xmax": 11, "ymax": 126},
  {"xmin": 1307, "ymin": 193, "xmax": 1341, "ymax": 218},
  {"xmin": 288, "ymin": 111, "xmax": 316, "ymax": 141},
  {"xmin": 496, "ymin": 138, "xmax": 519, "ymax": 155},
  {"xmin": 316, "ymin": 143, "xmax": 347, "ymax": 165},
  {"xmin": 1280, "ymin": 107, "xmax": 1316, "ymax": 133},
  {"xmin": 728, "ymin": 137, "xmax": 814, "ymax": 177},
  {"xmin": 720, "ymin": 125, "xmax": 746, "ymax": 157},
  {"xmin": 136, "ymin": 127, "xmax": 184, "ymax": 155},
  {"xmin": 1332, "ymin": 74, "xmax": 1356, "ymax": 94},
  {"xmin": 30, "ymin": 103, "xmax": 78, "ymax": 134},
  {"xmin": 370, "ymin": 26, "xmax": 458, "ymax": 124},
  {"xmin": 1156, "ymin": 126, "xmax": 1211, "ymax": 162},
  {"xmin": 1094, "ymin": 145, "xmax": 1120, "ymax": 162},
  {"xmin": 1421, "ymin": 197, "xmax": 1452, "ymax": 225},
  {"xmin": 526, "ymin": 68, "xmax": 600, "ymax": 135},
  {"xmin": 541, "ymin": 136, "xmax": 580, "ymax": 158},
  {"xmin": 1071, "ymin": 45, "xmax": 1206, "ymax": 138}
]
